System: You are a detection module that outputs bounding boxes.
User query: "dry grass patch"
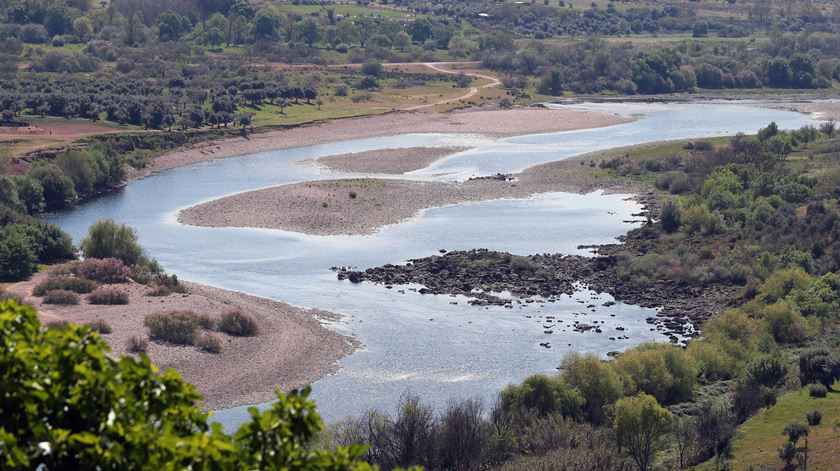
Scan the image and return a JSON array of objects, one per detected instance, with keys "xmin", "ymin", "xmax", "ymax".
[
  {"xmin": 218, "ymin": 310, "xmax": 259, "ymax": 337},
  {"xmin": 42, "ymin": 290, "xmax": 81, "ymax": 305},
  {"xmin": 88, "ymin": 286, "xmax": 129, "ymax": 305}
]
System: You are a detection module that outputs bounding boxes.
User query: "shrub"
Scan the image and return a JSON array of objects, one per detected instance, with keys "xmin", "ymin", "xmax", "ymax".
[
  {"xmin": 0, "ymin": 229, "xmax": 37, "ymax": 280},
  {"xmin": 562, "ymin": 352, "xmax": 623, "ymax": 425},
  {"xmin": 349, "ymin": 191, "xmax": 357, "ymax": 199},
  {"xmin": 614, "ymin": 343, "xmax": 697, "ymax": 405},
  {"xmin": 218, "ymin": 310, "xmax": 259, "ymax": 336},
  {"xmin": 806, "ymin": 409, "xmax": 822, "ymax": 426},
  {"xmin": 144, "ymin": 311, "xmax": 200, "ymax": 345},
  {"xmin": 361, "ymin": 60, "xmax": 382, "ymax": 77},
  {"xmin": 509, "ymin": 255, "xmax": 539, "ymax": 273},
  {"xmin": 656, "ymin": 171, "xmax": 691, "ymax": 194},
  {"xmin": 86, "ymin": 319, "xmax": 112, "ymax": 334},
  {"xmin": 44, "ymin": 319, "xmax": 69, "ymax": 329},
  {"xmin": 146, "ymin": 285, "xmax": 172, "ymax": 297},
  {"xmin": 809, "ymin": 383, "xmax": 828, "ymax": 398},
  {"xmin": 33, "ymin": 277, "xmax": 97, "ymax": 296},
  {"xmin": 80, "ymin": 220, "xmax": 144, "ymax": 266},
  {"xmin": 71, "ymin": 257, "xmax": 131, "ymax": 283},
  {"xmin": 42, "ymin": 290, "xmax": 80, "ymax": 305},
  {"xmin": 197, "ymin": 332, "xmax": 223, "ymax": 354},
  {"xmin": 500, "ymin": 374, "xmax": 584, "ymax": 421},
  {"xmin": 660, "ymin": 199, "xmax": 681, "ymax": 233},
  {"xmin": 88, "ymin": 287, "xmax": 130, "ymax": 305},
  {"xmin": 798, "ymin": 349, "xmax": 840, "ymax": 388},
  {"xmin": 761, "ymin": 300, "xmax": 809, "ymax": 344},
  {"xmin": 127, "ymin": 335, "xmax": 149, "ymax": 353}
]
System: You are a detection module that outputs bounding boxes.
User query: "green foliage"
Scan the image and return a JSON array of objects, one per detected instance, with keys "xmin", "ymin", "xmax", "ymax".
[
  {"xmin": 615, "ymin": 343, "xmax": 697, "ymax": 404},
  {"xmin": 758, "ymin": 267, "xmax": 812, "ymax": 304},
  {"xmin": 660, "ymin": 198, "xmax": 680, "ymax": 233},
  {"xmin": 562, "ymin": 352, "xmax": 623, "ymax": 425},
  {"xmin": 14, "ymin": 176, "xmax": 44, "ymax": 214},
  {"xmin": 614, "ymin": 393, "xmax": 672, "ymax": 471},
  {"xmin": 798, "ymin": 349, "xmax": 840, "ymax": 388},
  {"xmin": 760, "ymin": 300, "xmax": 810, "ymax": 344},
  {"xmin": 80, "ymin": 219, "xmax": 143, "ymax": 266},
  {"xmin": 0, "ymin": 300, "xmax": 377, "ymax": 470},
  {"xmin": 0, "ymin": 228, "xmax": 36, "ymax": 280},
  {"xmin": 746, "ymin": 354, "xmax": 789, "ymax": 388},
  {"xmin": 680, "ymin": 204, "xmax": 724, "ymax": 235},
  {"xmin": 499, "ymin": 374, "xmax": 584, "ymax": 420},
  {"xmin": 28, "ymin": 164, "xmax": 77, "ymax": 210}
]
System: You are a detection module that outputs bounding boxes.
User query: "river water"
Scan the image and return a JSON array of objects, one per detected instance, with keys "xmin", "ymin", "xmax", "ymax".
[{"xmin": 46, "ymin": 102, "xmax": 816, "ymax": 426}]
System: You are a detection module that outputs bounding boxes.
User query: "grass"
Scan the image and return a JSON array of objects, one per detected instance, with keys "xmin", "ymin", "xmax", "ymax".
[
  {"xmin": 276, "ymin": 2, "xmax": 425, "ymax": 20},
  {"xmin": 727, "ymin": 381, "xmax": 840, "ymax": 471}
]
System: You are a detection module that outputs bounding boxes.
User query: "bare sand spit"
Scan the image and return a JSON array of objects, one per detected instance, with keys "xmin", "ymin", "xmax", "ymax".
[
  {"xmin": 309, "ymin": 147, "xmax": 469, "ymax": 174},
  {"xmin": 178, "ymin": 154, "xmax": 641, "ymax": 236},
  {"xmin": 146, "ymin": 107, "xmax": 631, "ymax": 176},
  {"xmin": 6, "ymin": 272, "xmax": 355, "ymax": 410}
]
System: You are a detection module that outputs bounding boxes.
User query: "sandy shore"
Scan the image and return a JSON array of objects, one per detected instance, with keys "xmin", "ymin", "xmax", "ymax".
[
  {"xmin": 308, "ymin": 146, "xmax": 469, "ymax": 174},
  {"xmin": 178, "ymin": 151, "xmax": 640, "ymax": 236},
  {"xmin": 145, "ymin": 107, "xmax": 631, "ymax": 176},
  {"xmin": 6, "ymin": 272, "xmax": 355, "ymax": 410}
]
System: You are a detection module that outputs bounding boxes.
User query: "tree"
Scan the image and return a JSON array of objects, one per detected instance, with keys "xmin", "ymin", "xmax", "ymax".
[
  {"xmin": 362, "ymin": 60, "xmax": 383, "ymax": 77},
  {"xmin": 253, "ymin": 10, "xmax": 277, "ymax": 41},
  {"xmin": 73, "ymin": 17, "xmax": 93, "ymax": 42},
  {"xmin": 820, "ymin": 120, "xmax": 836, "ymax": 138},
  {"xmin": 80, "ymin": 219, "xmax": 144, "ymax": 266},
  {"xmin": 44, "ymin": 5, "xmax": 71, "ymax": 36},
  {"xmin": 767, "ymin": 58, "xmax": 792, "ymax": 87},
  {"xmin": 157, "ymin": 11, "xmax": 193, "ymax": 41},
  {"xmin": 539, "ymin": 68, "xmax": 565, "ymax": 96},
  {"xmin": 14, "ymin": 177, "xmax": 44, "ymax": 214},
  {"xmin": 0, "ymin": 300, "xmax": 381, "ymax": 470},
  {"xmin": 393, "ymin": 31, "xmax": 411, "ymax": 51},
  {"xmin": 0, "ymin": 229, "xmax": 37, "ymax": 280},
  {"xmin": 614, "ymin": 394, "xmax": 672, "ymax": 471},
  {"xmin": 692, "ymin": 20, "xmax": 708, "ymax": 38},
  {"xmin": 798, "ymin": 349, "xmax": 840, "ymax": 389},
  {"xmin": 28, "ymin": 165, "xmax": 76, "ymax": 210},
  {"xmin": 499, "ymin": 374, "xmax": 584, "ymax": 420},
  {"xmin": 780, "ymin": 422, "xmax": 809, "ymax": 470},
  {"xmin": 561, "ymin": 352, "xmax": 623, "ymax": 425},
  {"xmin": 296, "ymin": 17, "xmax": 321, "ymax": 46}
]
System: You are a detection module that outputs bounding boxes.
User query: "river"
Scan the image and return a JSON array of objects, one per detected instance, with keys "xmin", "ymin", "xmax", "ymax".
[{"xmin": 47, "ymin": 101, "xmax": 816, "ymax": 426}]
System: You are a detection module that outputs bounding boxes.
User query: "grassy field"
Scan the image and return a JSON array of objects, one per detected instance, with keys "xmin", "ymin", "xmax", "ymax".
[
  {"xmin": 275, "ymin": 2, "xmax": 421, "ymax": 20},
  {"xmin": 727, "ymin": 382, "xmax": 840, "ymax": 471}
]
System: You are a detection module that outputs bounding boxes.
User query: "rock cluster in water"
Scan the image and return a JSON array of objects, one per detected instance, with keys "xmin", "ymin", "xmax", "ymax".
[{"xmin": 335, "ymin": 235, "xmax": 741, "ymax": 339}]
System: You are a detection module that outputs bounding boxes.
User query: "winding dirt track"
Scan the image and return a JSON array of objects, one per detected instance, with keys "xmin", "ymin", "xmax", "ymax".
[{"xmin": 404, "ymin": 62, "xmax": 501, "ymax": 110}]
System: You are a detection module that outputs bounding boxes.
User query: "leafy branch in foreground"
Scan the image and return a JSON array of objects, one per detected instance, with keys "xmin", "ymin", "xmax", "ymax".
[{"xmin": 0, "ymin": 299, "xmax": 391, "ymax": 470}]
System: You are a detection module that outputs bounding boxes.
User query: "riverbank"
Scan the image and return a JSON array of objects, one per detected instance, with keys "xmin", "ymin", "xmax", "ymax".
[
  {"xmin": 5, "ymin": 272, "xmax": 356, "ymax": 410},
  {"xmin": 178, "ymin": 149, "xmax": 644, "ymax": 236},
  {"xmin": 143, "ymin": 106, "xmax": 632, "ymax": 178}
]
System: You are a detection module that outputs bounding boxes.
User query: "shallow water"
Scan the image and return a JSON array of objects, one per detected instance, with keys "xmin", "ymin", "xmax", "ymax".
[{"xmin": 46, "ymin": 102, "xmax": 815, "ymax": 427}]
